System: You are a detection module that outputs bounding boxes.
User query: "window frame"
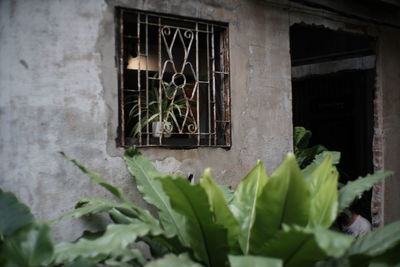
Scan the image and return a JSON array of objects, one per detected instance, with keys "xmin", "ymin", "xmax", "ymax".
[{"xmin": 116, "ymin": 7, "xmax": 231, "ymax": 148}]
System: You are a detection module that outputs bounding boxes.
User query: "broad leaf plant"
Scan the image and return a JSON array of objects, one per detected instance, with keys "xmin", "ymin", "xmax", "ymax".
[{"xmin": 1, "ymin": 149, "xmax": 399, "ymax": 266}]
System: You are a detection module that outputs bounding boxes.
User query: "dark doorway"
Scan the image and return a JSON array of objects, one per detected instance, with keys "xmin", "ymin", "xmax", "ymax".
[{"xmin": 290, "ymin": 24, "xmax": 375, "ymax": 220}]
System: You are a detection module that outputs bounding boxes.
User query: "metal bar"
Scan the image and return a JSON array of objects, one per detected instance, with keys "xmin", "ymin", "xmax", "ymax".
[
  {"xmin": 224, "ymin": 28, "xmax": 231, "ymax": 146},
  {"xmin": 145, "ymin": 14, "xmax": 149, "ymax": 145},
  {"xmin": 119, "ymin": 9, "xmax": 125, "ymax": 146},
  {"xmin": 137, "ymin": 13, "xmax": 142, "ymax": 145},
  {"xmin": 206, "ymin": 24, "xmax": 211, "ymax": 146},
  {"xmin": 142, "ymin": 22, "xmax": 213, "ymax": 33},
  {"xmin": 123, "ymin": 34, "xmax": 139, "ymax": 39},
  {"xmin": 158, "ymin": 17, "xmax": 162, "ymax": 145},
  {"xmin": 211, "ymin": 25, "xmax": 216, "ymax": 146},
  {"xmin": 196, "ymin": 23, "xmax": 200, "ymax": 146},
  {"xmin": 124, "ymin": 9, "xmax": 228, "ymax": 29}
]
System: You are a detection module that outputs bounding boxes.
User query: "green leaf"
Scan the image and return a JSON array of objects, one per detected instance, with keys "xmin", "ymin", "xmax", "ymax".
[
  {"xmin": 3, "ymin": 223, "xmax": 54, "ymax": 267},
  {"xmin": 296, "ymin": 145, "xmax": 327, "ymax": 169},
  {"xmin": 230, "ymin": 160, "xmax": 269, "ymax": 254},
  {"xmin": 0, "ymin": 191, "xmax": 34, "ymax": 236},
  {"xmin": 123, "ymin": 148, "xmax": 187, "ymax": 243},
  {"xmin": 60, "ymin": 152, "xmax": 131, "ymax": 204},
  {"xmin": 61, "ymin": 152, "xmax": 161, "ymax": 230},
  {"xmin": 217, "ymin": 183, "xmax": 234, "ymax": 203},
  {"xmin": 261, "ymin": 226, "xmax": 353, "ymax": 267},
  {"xmin": 105, "ymin": 248, "xmax": 146, "ymax": 266},
  {"xmin": 229, "ymin": 255, "xmax": 282, "ymax": 267},
  {"xmin": 302, "ymin": 151, "xmax": 340, "ymax": 180},
  {"xmin": 159, "ymin": 176, "xmax": 229, "ymax": 267},
  {"xmin": 53, "ymin": 198, "xmax": 135, "ymax": 223},
  {"xmin": 250, "ymin": 154, "xmax": 309, "ymax": 254},
  {"xmin": 200, "ymin": 169, "xmax": 240, "ymax": 252},
  {"xmin": 145, "ymin": 253, "xmax": 202, "ymax": 267},
  {"xmin": 338, "ymin": 171, "xmax": 393, "ymax": 213},
  {"xmin": 54, "ymin": 223, "xmax": 150, "ymax": 264},
  {"xmin": 64, "ymin": 259, "xmax": 97, "ymax": 267},
  {"xmin": 109, "ymin": 209, "xmax": 187, "ymax": 256},
  {"xmin": 313, "ymin": 227, "xmax": 354, "ymax": 258},
  {"xmin": 347, "ymin": 221, "xmax": 400, "ymax": 260},
  {"xmin": 367, "ymin": 243, "xmax": 400, "ymax": 267},
  {"xmin": 293, "ymin": 127, "xmax": 311, "ymax": 149},
  {"xmin": 308, "ymin": 154, "xmax": 339, "ymax": 227},
  {"xmin": 108, "ymin": 208, "xmax": 139, "ymax": 224}
]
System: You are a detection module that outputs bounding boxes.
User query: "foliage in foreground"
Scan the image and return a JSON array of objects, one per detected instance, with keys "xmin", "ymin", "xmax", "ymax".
[
  {"xmin": 0, "ymin": 149, "xmax": 398, "ymax": 266},
  {"xmin": 54, "ymin": 149, "xmax": 398, "ymax": 266}
]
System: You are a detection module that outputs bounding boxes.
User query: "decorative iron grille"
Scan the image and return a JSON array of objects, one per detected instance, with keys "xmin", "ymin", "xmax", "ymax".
[{"xmin": 117, "ymin": 8, "xmax": 231, "ymax": 148}]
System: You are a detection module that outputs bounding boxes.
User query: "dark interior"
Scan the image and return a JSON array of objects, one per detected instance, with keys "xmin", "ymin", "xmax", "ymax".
[{"xmin": 290, "ymin": 24, "xmax": 375, "ymax": 220}]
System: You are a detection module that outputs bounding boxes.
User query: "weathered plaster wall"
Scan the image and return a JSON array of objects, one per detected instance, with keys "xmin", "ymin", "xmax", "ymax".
[
  {"xmin": 377, "ymin": 28, "xmax": 400, "ymax": 225},
  {"xmin": 0, "ymin": 0, "xmax": 293, "ymax": 241}
]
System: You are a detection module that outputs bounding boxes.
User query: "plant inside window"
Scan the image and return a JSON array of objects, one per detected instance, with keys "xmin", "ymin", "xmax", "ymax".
[
  {"xmin": 117, "ymin": 8, "xmax": 231, "ymax": 147},
  {"xmin": 127, "ymin": 77, "xmax": 194, "ymax": 138}
]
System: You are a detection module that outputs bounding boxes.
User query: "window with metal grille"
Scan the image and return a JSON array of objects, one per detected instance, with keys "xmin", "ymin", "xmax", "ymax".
[{"xmin": 117, "ymin": 8, "xmax": 231, "ymax": 148}]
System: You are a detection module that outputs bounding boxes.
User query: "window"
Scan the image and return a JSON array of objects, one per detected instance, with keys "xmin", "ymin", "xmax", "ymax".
[{"xmin": 117, "ymin": 8, "xmax": 231, "ymax": 148}]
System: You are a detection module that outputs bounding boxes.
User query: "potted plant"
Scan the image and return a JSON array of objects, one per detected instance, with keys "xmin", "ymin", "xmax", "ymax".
[{"xmin": 128, "ymin": 78, "xmax": 188, "ymax": 138}]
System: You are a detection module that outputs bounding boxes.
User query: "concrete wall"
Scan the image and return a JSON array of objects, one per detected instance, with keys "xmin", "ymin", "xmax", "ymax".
[
  {"xmin": 377, "ymin": 28, "xmax": 400, "ymax": 225},
  {"xmin": 1, "ymin": 0, "xmax": 399, "ymax": 243},
  {"xmin": 0, "ymin": 0, "xmax": 292, "ymax": 241}
]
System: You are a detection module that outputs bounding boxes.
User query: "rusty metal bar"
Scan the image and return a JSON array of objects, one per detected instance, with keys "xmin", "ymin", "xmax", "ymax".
[
  {"xmin": 158, "ymin": 17, "xmax": 162, "ymax": 145},
  {"xmin": 206, "ymin": 24, "xmax": 211, "ymax": 146},
  {"xmin": 196, "ymin": 23, "xmax": 200, "ymax": 146},
  {"xmin": 124, "ymin": 9, "xmax": 228, "ymax": 29},
  {"xmin": 224, "ymin": 28, "xmax": 231, "ymax": 146},
  {"xmin": 119, "ymin": 9, "xmax": 125, "ymax": 147},
  {"xmin": 145, "ymin": 14, "xmax": 149, "ymax": 145},
  {"xmin": 137, "ymin": 13, "xmax": 142, "ymax": 145},
  {"xmin": 211, "ymin": 25, "xmax": 217, "ymax": 146}
]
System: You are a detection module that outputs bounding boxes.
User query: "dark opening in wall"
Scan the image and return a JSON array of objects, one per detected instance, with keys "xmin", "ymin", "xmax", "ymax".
[{"xmin": 290, "ymin": 24, "xmax": 376, "ymax": 221}]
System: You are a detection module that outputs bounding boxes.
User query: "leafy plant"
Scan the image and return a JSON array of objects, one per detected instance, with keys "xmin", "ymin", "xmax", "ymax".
[
  {"xmin": 53, "ymin": 148, "xmax": 398, "ymax": 267},
  {"xmin": 293, "ymin": 126, "xmax": 336, "ymax": 168},
  {"xmin": 0, "ymin": 190, "xmax": 100, "ymax": 267},
  {"xmin": 127, "ymin": 78, "xmax": 189, "ymax": 137},
  {"xmin": 0, "ymin": 190, "xmax": 54, "ymax": 267}
]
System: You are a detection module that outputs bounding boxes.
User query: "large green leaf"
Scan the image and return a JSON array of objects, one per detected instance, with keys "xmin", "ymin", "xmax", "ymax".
[
  {"xmin": 159, "ymin": 176, "xmax": 229, "ymax": 267},
  {"xmin": 308, "ymin": 154, "xmax": 338, "ymax": 227},
  {"xmin": 338, "ymin": 171, "xmax": 393, "ymax": 213},
  {"xmin": 60, "ymin": 152, "xmax": 131, "ymax": 203},
  {"xmin": 53, "ymin": 223, "xmax": 150, "ymax": 264},
  {"xmin": 229, "ymin": 255, "xmax": 282, "ymax": 267},
  {"xmin": 64, "ymin": 259, "xmax": 97, "ymax": 267},
  {"xmin": 367, "ymin": 243, "xmax": 400, "ymax": 267},
  {"xmin": 145, "ymin": 253, "xmax": 202, "ymax": 267},
  {"xmin": 302, "ymin": 151, "xmax": 340, "ymax": 180},
  {"xmin": 108, "ymin": 208, "xmax": 187, "ymax": 256},
  {"xmin": 3, "ymin": 223, "xmax": 54, "ymax": 267},
  {"xmin": 61, "ymin": 152, "xmax": 160, "ymax": 230},
  {"xmin": 0, "ymin": 191, "xmax": 34, "ymax": 236},
  {"xmin": 347, "ymin": 221, "xmax": 400, "ymax": 261},
  {"xmin": 53, "ymin": 198, "xmax": 135, "ymax": 223},
  {"xmin": 261, "ymin": 226, "xmax": 353, "ymax": 267},
  {"xmin": 217, "ymin": 183, "xmax": 234, "ymax": 204},
  {"xmin": 199, "ymin": 168, "xmax": 240, "ymax": 251},
  {"xmin": 230, "ymin": 160, "xmax": 269, "ymax": 254},
  {"xmin": 104, "ymin": 248, "xmax": 146, "ymax": 266},
  {"xmin": 250, "ymin": 154, "xmax": 309, "ymax": 254},
  {"xmin": 123, "ymin": 148, "xmax": 187, "ymax": 244}
]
